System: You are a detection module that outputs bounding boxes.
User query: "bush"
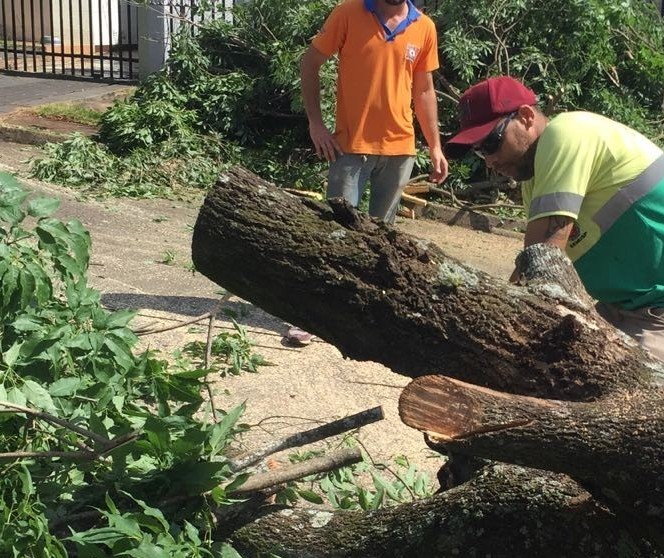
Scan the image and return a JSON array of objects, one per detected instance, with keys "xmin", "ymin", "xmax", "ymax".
[{"xmin": 31, "ymin": 0, "xmax": 664, "ymax": 199}]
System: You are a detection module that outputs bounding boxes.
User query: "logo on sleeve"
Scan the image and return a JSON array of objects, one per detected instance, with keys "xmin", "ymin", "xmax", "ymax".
[
  {"xmin": 405, "ymin": 43, "xmax": 419, "ymax": 63},
  {"xmin": 568, "ymin": 221, "xmax": 587, "ymax": 248}
]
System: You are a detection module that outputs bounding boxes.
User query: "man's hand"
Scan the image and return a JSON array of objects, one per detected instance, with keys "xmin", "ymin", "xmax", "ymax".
[
  {"xmin": 309, "ymin": 121, "xmax": 343, "ymax": 162},
  {"xmin": 429, "ymin": 145, "xmax": 449, "ymax": 183},
  {"xmin": 301, "ymin": 45, "xmax": 341, "ymax": 162}
]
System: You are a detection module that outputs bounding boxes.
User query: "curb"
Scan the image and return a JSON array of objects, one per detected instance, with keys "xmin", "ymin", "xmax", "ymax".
[
  {"xmin": 0, "ymin": 108, "xmax": 98, "ymax": 145},
  {"xmin": 0, "ymin": 122, "xmax": 70, "ymax": 145}
]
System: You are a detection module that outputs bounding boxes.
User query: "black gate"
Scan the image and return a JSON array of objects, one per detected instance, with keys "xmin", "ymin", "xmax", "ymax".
[
  {"xmin": 0, "ymin": 0, "xmax": 139, "ymax": 80},
  {"xmin": 0, "ymin": 0, "xmax": 235, "ymax": 81}
]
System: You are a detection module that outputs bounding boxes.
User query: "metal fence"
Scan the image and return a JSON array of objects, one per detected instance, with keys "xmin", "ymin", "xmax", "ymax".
[
  {"xmin": 0, "ymin": 0, "xmax": 140, "ymax": 80},
  {"xmin": 0, "ymin": 0, "xmax": 235, "ymax": 81}
]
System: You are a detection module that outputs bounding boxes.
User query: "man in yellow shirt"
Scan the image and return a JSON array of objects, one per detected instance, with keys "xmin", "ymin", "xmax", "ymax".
[
  {"xmin": 301, "ymin": 0, "xmax": 448, "ymax": 224},
  {"xmin": 446, "ymin": 76, "xmax": 664, "ymax": 360}
]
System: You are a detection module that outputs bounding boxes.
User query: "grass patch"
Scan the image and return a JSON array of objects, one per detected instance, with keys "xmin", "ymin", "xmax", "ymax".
[{"xmin": 33, "ymin": 103, "xmax": 103, "ymax": 126}]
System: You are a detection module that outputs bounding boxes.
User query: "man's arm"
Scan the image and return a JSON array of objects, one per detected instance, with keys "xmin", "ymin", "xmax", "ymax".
[
  {"xmin": 412, "ymin": 71, "xmax": 448, "ymax": 183},
  {"xmin": 509, "ymin": 215, "xmax": 575, "ymax": 282},
  {"xmin": 300, "ymin": 45, "xmax": 342, "ymax": 162}
]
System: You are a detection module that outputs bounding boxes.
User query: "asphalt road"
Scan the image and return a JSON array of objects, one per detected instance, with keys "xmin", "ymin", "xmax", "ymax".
[{"xmin": 0, "ymin": 74, "xmax": 129, "ymax": 114}]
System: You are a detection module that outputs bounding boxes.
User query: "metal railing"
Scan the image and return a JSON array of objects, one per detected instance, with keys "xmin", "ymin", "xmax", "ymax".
[
  {"xmin": 0, "ymin": 0, "xmax": 138, "ymax": 80},
  {"xmin": 0, "ymin": 0, "xmax": 236, "ymax": 81}
]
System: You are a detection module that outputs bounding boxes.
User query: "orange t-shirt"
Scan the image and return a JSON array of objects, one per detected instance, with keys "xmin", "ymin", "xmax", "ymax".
[{"xmin": 312, "ymin": 0, "xmax": 439, "ymax": 156}]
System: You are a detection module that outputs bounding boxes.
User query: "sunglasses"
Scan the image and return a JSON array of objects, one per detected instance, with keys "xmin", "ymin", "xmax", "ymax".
[{"xmin": 474, "ymin": 112, "xmax": 518, "ymax": 158}]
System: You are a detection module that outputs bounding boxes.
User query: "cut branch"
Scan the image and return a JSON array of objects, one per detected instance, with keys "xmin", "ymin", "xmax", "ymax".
[
  {"xmin": 228, "ymin": 406, "xmax": 384, "ymax": 471},
  {"xmin": 0, "ymin": 400, "xmax": 111, "ymax": 446},
  {"xmin": 399, "ymin": 375, "xmax": 664, "ymax": 529},
  {"xmin": 0, "ymin": 450, "xmax": 96, "ymax": 460},
  {"xmin": 228, "ymin": 447, "xmax": 363, "ymax": 496},
  {"xmin": 191, "ymin": 167, "xmax": 661, "ymax": 401}
]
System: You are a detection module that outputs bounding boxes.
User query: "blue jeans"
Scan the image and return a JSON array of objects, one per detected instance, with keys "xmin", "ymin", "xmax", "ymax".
[{"xmin": 327, "ymin": 154, "xmax": 415, "ymax": 224}]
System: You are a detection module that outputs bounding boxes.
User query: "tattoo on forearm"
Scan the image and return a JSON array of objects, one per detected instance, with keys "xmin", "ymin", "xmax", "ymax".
[{"xmin": 545, "ymin": 216, "xmax": 572, "ymax": 242}]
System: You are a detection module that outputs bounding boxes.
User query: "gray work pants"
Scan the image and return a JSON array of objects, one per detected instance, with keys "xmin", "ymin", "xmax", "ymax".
[{"xmin": 327, "ymin": 153, "xmax": 415, "ymax": 224}]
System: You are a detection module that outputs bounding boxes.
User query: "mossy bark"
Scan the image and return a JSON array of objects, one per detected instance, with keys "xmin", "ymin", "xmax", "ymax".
[
  {"xmin": 192, "ymin": 167, "xmax": 660, "ymax": 400},
  {"xmin": 228, "ymin": 465, "xmax": 660, "ymax": 558}
]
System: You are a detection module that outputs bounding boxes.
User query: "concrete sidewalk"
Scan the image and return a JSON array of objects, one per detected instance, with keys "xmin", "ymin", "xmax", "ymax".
[{"xmin": 0, "ymin": 74, "xmax": 131, "ymax": 114}]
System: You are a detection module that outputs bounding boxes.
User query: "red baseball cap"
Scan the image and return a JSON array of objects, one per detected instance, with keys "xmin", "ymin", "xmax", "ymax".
[{"xmin": 445, "ymin": 76, "xmax": 537, "ymax": 156}]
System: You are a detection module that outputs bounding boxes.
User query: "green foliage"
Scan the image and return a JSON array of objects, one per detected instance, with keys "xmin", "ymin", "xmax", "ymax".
[
  {"xmin": 183, "ymin": 319, "xmax": 269, "ymax": 376},
  {"xmin": 281, "ymin": 449, "xmax": 435, "ymax": 511},
  {"xmin": 434, "ymin": 0, "xmax": 664, "ymax": 142},
  {"xmin": 30, "ymin": 0, "xmax": 664, "ymax": 202},
  {"xmin": 0, "ymin": 172, "xmax": 252, "ymax": 556},
  {"xmin": 31, "ymin": 133, "xmax": 237, "ymax": 198}
]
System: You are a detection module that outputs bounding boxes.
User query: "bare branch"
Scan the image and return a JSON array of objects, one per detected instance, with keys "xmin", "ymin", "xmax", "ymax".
[
  {"xmin": 0, "ymin": 450, "xmax": 97, "ymax": 460},
  {"xmin": 0, "ymin": 401, "xmax": 110, "ymax": 445},
  {"xmin": 228, "ymin": 406, "xmax": 384, "ymax": 472},
  {"xmin": 228, "ymin": 447, "xmax": 363, "ymax": 495}
]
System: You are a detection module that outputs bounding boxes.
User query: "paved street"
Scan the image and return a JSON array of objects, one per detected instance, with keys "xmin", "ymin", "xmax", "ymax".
[{"xmin": 0, "ymin": 73, "xmax": 129, "ymax": 113}]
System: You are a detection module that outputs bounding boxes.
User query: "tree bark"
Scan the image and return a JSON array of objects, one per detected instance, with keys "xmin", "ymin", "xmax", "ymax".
[
  {"xmin": 400, "ymin": 375, "xmax": 664, "ymax": 532},
  {"xmin": 192, "ymin": 167, "xmax": 661, "ymax": 401},
  {"xmin": 228, "ymin": 464, "xmax": 661, "ymax": 558},
  {"xmin": 191, "ymin": 167, "xmax": 664, "ymax": 555}
]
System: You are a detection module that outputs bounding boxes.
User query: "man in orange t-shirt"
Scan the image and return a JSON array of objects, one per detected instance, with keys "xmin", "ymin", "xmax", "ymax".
[{"xmin": 301, "ymin": 0, "xmax": 448, "ymax": 224}]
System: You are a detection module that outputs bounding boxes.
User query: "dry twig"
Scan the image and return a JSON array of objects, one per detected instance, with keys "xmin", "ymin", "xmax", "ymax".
[{"xmin": 228, "ymin": 406, "xmax": 384, "ymax": 472}]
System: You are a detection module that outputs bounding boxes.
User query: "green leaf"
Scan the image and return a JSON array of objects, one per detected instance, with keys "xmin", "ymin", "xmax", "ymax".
[
  {"xmin": 27, "ymin": 197, "xmax": 60, "ymax": 217},
  {"xmin": 104, "ymin": 309, "xmax": 137, "ymax": 329},
  {"xmin": 6, "ymin": 386, "xmax": 27, "ymax": 407},
  {"xmin": 143, "ymin": 416, "xmax": 170, "ymax": 454},
  {"xmin": 220, "ymin": 543, "xmax": 243, "ymax": 558},
  {"xmin": 22, "ymin": 380, "xmax": 56, "ymax": 413},
  {"xmin": 24, "ymin": 261, "xmax": 52, "ymax": 302},
  {"xmin": 67, "ymin": 527, "xmax": 125, "ymax": 546},
  {"xmin": 73, "ymin": 543, "xmax": 108, "ymax": 558},
  {"xmin": 49, "ymin": 377, "xmax": 82, "ymax": 397},
  {"xmin": 174, "ymin": 368, "xmax": 210, "ymax": 380},
  {"xmin": 0, "ymin": 171, "xmax": 24, "ymax": 191},
  {"xmin": 104, "ymin": 493, "xmax": 120, "ymax": 515},
  {"xmin": 166, "ymin": 460, "xmax": 229, "ymax": 493},
  {"xmin": 106, "ymin": 514, "xmax": 142, "ymax": 538},
  {"xmin": 209, "ymin": 403, "xmax": 245, "ymax": 456},
  {"xmin": 11, "ymin": 315, "xmax": 45, "ymax": 332},
  {"xmin": 371, "ymin": 472, "xmax": 401, "ymax": 502},
  {"xmin": 183, "ymin": 520, "xmax": 201, "ymax": 545},
  {"xmin": 18, "ymin": 269, "xmax": 36, "ymax": 308},
  {"xmin": 120, "ymin": 542, "xmax": 167, "ymax": 558},
  {"xmin": 3, "ymin": 342, "xmax": 22, "ymax": 367},
  {"xmin": 103, "ymin": 334, "xmax": 136, "ymax": 371},
  {"xmin": 123, "ymin": 492, "xmax": 170, "ymax": 532},
  {"xmin": 297, "ymin": 489, "xmax": 324, "ymax": 504}
]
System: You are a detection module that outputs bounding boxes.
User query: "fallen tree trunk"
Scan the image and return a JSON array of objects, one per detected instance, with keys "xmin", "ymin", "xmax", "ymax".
[
  {"xmin": 228, "ymin": 464, "xmax": 661, "ymax": 558},
  {"xmin": 191, "ymin": 167, "xmax": 660, "ymax": 401},
  {"xmin": 191, "ymin": 167, "xmax": 664, "ymax": 555}
]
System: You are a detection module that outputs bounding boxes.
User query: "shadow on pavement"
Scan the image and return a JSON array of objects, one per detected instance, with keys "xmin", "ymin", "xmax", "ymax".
[{"xmin": 101, "ymin": 292, "xmax": 286, "ymax": 336}]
